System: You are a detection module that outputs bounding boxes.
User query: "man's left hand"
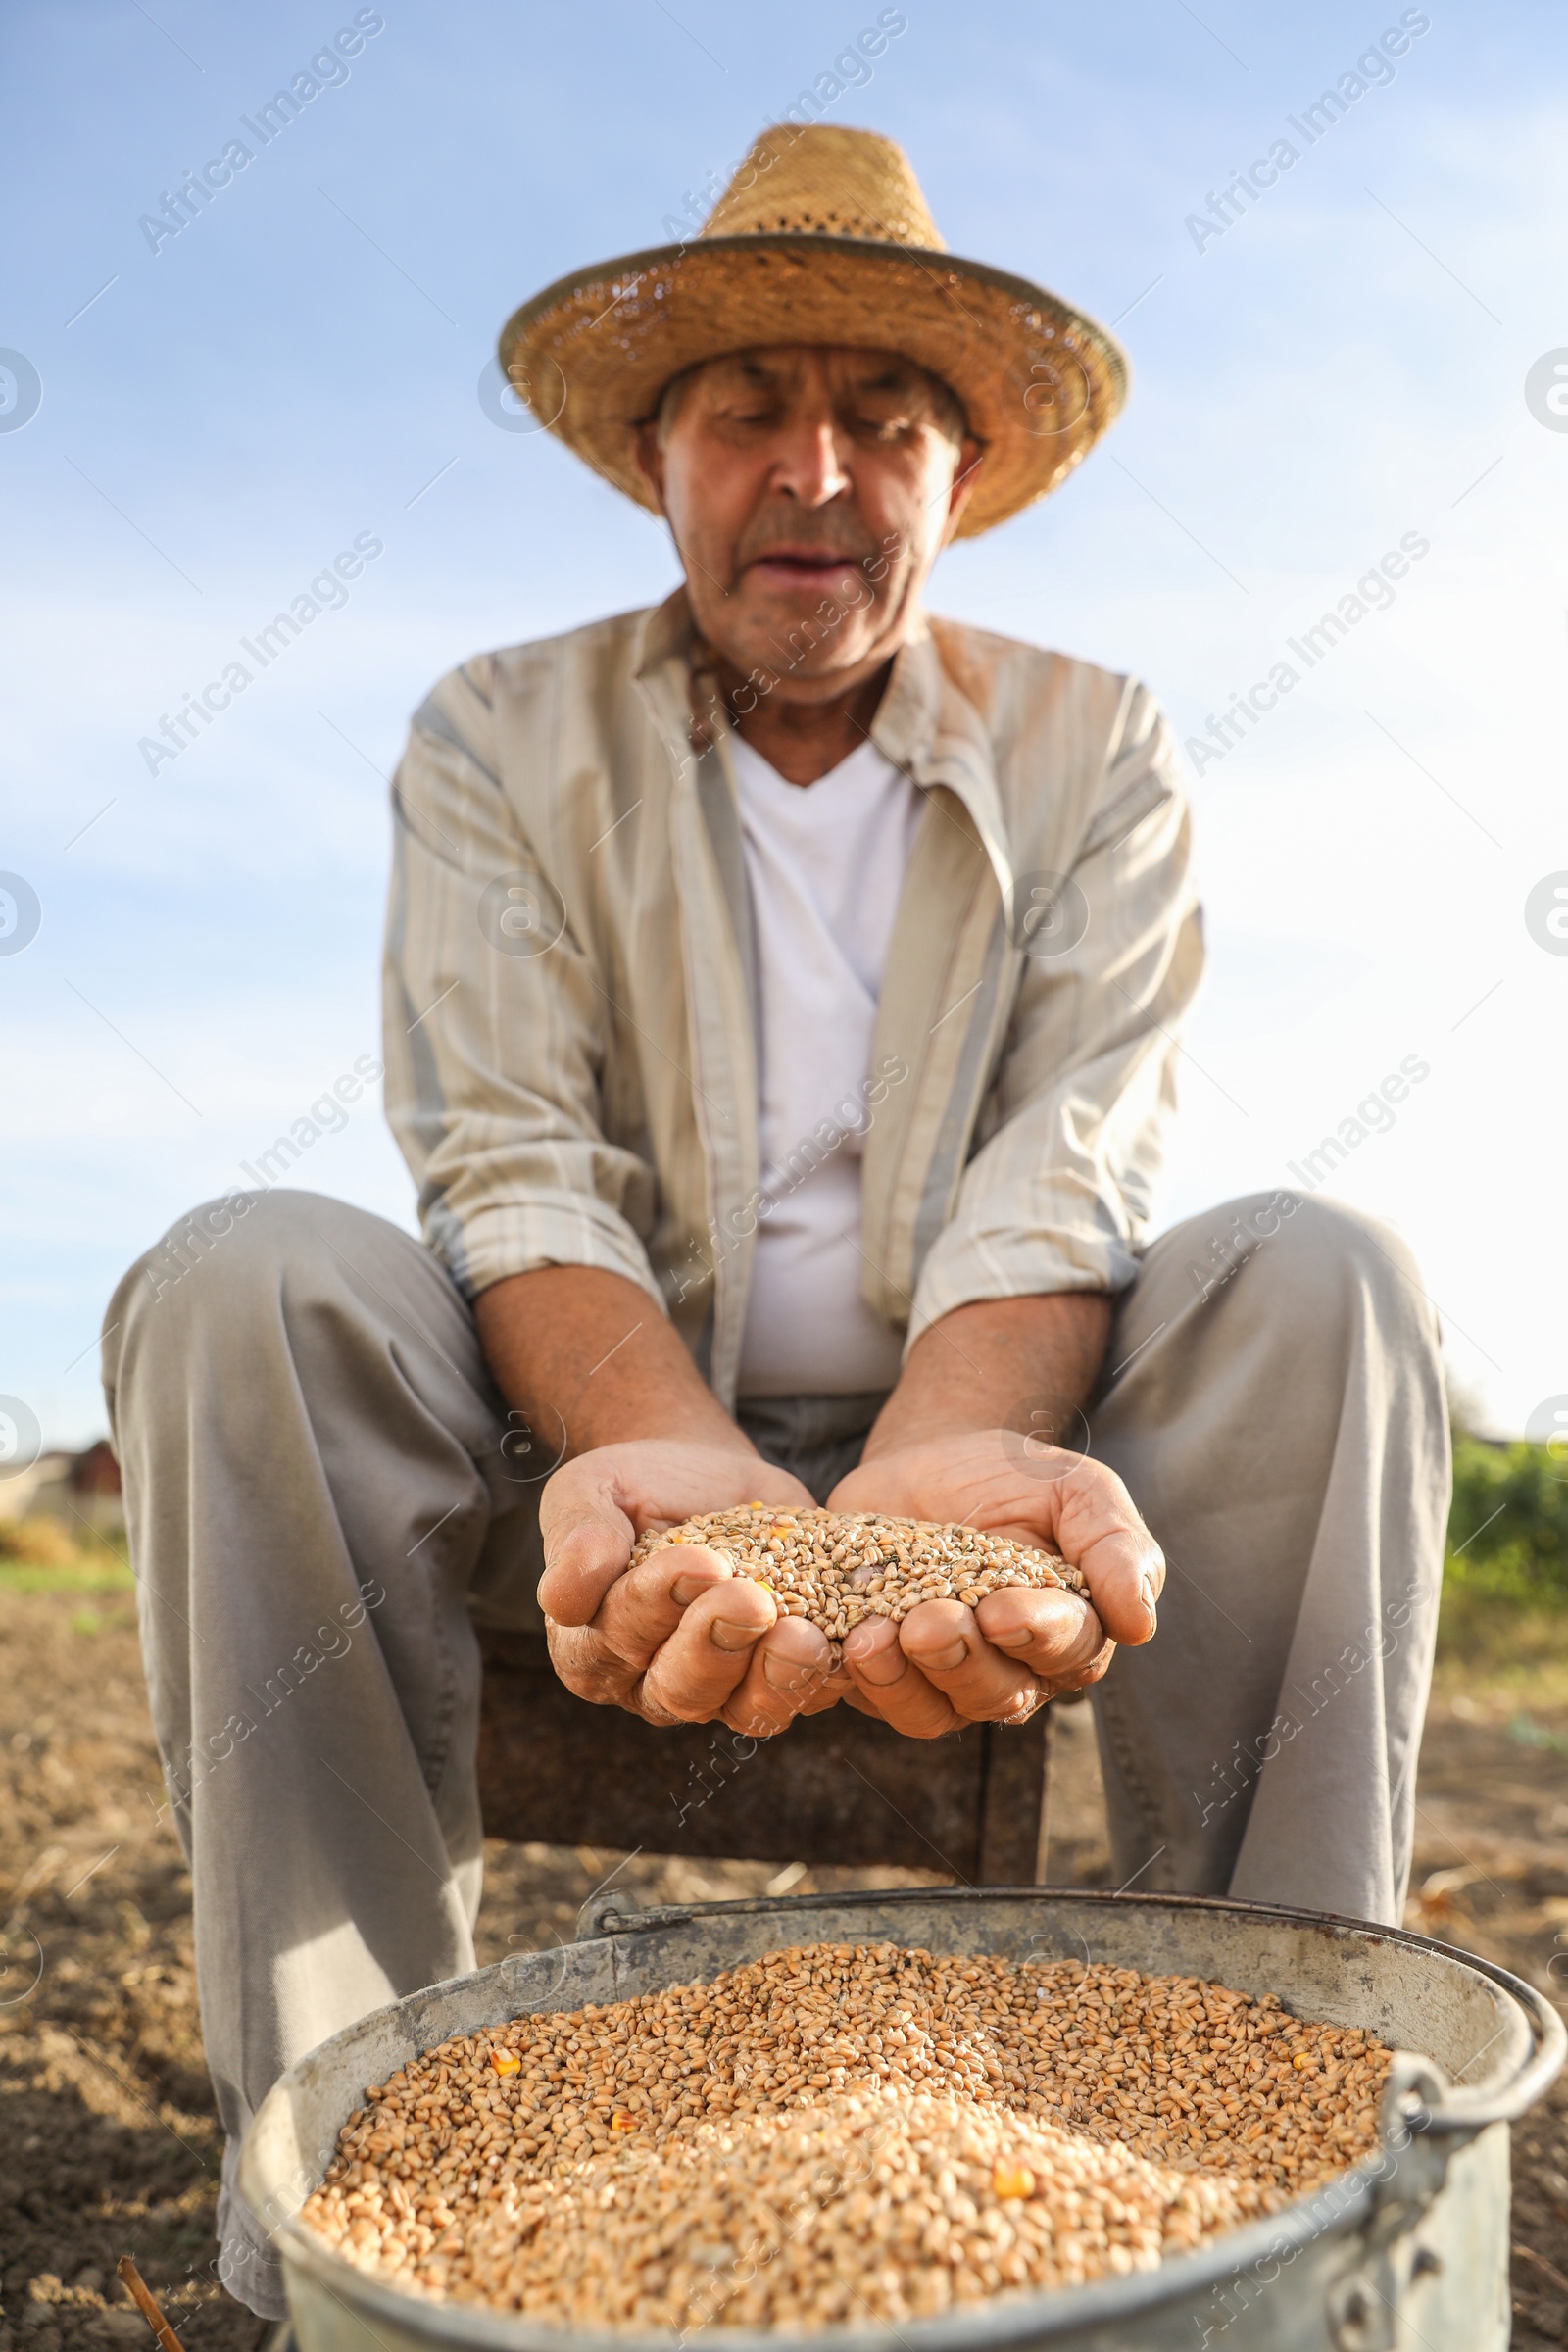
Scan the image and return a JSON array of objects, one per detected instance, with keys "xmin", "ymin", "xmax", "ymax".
[{"xmin": 826, "ymin": 1433, "xmax": 1163, "ymax": 1736}]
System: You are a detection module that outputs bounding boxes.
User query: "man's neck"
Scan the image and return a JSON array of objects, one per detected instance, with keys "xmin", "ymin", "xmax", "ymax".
[{"xmin": 718, "ymin": 659, "xmax": 893, "ymax": 786}]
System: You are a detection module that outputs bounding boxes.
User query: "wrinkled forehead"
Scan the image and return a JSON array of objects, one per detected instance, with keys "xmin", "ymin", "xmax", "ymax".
[{"xmin": 682, "ymin": 344, "xmax": 944, "ymax": 404}]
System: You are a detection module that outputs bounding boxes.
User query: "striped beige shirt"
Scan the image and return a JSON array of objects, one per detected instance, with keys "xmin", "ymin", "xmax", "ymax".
[{"xmin": 381, "ymin": 591, "xmax": 1202, "ymax": 1409}]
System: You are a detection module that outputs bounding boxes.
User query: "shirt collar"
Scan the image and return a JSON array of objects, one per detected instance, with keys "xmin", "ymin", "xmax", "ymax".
[
  {"xmin": 635, "ymin": 586, "xmax": 1016, "ymax": 901},
  {"xmin": 872, "ymin": 618, "xmax": 1014, "ymax": 902},
  {"xmin": 634, "ymin": 585, "xmax": 698, "ymax": 679}
]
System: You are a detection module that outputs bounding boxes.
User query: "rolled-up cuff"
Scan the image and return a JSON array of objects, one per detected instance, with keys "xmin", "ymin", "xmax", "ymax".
[
  {"xmin": 906, "ymin": 1220, "xmax": 1135, "ymax": 1353},
  {"xmin": 217, "ymin": 2137, "xmax": 289, "ymax": 2321},
  {"xmin": 422, "ymin": 1192, "xmax": 667, "ymax": 1309}
]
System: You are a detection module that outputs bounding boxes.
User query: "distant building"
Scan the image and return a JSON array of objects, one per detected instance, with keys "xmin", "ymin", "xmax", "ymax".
[{"xmin": 0, "ymin": 1440, "xmax": 124, "ymax": 1538}]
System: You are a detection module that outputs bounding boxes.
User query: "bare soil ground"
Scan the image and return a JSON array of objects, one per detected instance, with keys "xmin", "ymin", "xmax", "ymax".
[{"xmin": 2, "ymin": 1562, "xmax": 1566, "ymax": 2350}]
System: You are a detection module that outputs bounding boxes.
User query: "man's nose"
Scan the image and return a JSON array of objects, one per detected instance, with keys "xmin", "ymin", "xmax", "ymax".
[{"xmin": 772, "ymin": 416, "xmax": 852, "ymax": 507}]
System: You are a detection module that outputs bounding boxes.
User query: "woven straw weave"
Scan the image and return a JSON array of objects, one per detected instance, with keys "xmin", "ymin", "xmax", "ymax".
[
  {"xmin": 499, "ymin": 125, "xmax": 1127, "ymax": 539},
  {"xmin": 701, "ymin": 123, "xmax": 946, "ymax": 248}
]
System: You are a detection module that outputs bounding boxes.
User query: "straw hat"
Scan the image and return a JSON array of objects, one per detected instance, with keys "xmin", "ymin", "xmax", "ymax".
[{"xmin": 498, "ymin": 124, "xmax": 1128, "ymax": 540}]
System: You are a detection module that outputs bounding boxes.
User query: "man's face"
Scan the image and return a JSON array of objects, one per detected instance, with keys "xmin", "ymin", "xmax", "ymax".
[{"xmin": 634, "ymin": 345, "xmax": 982, "ymax": 700}]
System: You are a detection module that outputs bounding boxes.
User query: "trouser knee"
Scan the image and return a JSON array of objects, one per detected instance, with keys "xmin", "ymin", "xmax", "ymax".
[
  {"xmin": 110, "ymin": 1187, "xmax": 384, "ymax": 1345},
  {"xmin": 104, "ymin": 1189, "xmax": 388, "ymax": 1434},
  {"xmin": 1182, "ymin": 1188, "xmax": 1437, "ymax": 1351},
  {"xmin": 121, "ymin": 1191, "xmax": 267, "ymax": 1315}
]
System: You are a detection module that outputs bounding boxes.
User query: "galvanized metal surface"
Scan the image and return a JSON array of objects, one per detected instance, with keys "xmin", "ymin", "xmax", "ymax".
[{"xmin": 241, "ymin": 1888, "xmax": 1563, "ymax": 2352}]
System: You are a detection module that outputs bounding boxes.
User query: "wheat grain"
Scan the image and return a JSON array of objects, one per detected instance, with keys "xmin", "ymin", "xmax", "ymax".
[
  {"xmin": 629, "ymin": 1507, "xmax": 1086, "ymax": 1659},
  {"xmin": 301, "ymin": 1939, "xmax": 1389, "ymax": 2329}
]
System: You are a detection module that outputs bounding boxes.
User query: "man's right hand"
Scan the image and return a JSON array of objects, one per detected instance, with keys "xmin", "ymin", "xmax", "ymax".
[{"xmin": 537, "ymin": 1442, "xmax": 850, "ymax": 1736}]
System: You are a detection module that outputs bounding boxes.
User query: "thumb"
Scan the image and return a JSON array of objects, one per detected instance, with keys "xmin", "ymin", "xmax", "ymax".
[
  {"xmin": 537, "ymin": 1462, "xmax": 634, "ymax": 1625},
  {"xmin": 1074, "ymin": 1522, "xmax": 1163, "ymax": 1646},
  {"xmin": 1052, "ymin": 1461, "xmax": 1164, "ymax": 1647}
]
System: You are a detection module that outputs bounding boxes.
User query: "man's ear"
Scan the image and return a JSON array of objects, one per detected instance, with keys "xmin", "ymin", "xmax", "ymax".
[
  {"xmin": 939, "ymin": 438, "xmax": 986, "ymax": 547},
  {"xmin": 632, "ymin": 420, "xmax": 668, "ymax": 514}
]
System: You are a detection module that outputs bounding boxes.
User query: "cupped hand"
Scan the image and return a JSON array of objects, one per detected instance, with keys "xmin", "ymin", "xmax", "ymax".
[
  {"xmin": 537, "ymin": 1441, "xmax": 854, "ymax": 1735},
  {"xmin": 826, "ymin": 1432, "xmax": 1163, "ymax": 1737}
]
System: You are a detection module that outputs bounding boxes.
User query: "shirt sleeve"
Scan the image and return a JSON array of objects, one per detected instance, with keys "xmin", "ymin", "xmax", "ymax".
[
  {"xmin": 380, "ymin": 660, "xmax": 665, "ymax": 1305},
  {"xmin": 906, "ymin": 679, "xmax": 1203, "ymax": 1346}
]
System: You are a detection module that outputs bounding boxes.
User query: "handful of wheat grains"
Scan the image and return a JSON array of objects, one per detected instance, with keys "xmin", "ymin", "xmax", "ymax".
[
  {"xmin": 629, "ymin": 1504, "xmax": 1087, "ymax": 1657},
  {"xmin": 302, "ymin": 1940, "xmax": 1391, "ymax": 2330}
]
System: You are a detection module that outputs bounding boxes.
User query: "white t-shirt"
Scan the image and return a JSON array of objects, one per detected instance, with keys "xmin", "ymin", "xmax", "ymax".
[{"xmin": 731, "ymin": 733, "xmax": 925, "ymax": 1397}]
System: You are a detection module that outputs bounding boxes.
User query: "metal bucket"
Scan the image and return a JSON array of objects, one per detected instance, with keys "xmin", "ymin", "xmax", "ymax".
[{"xmin": 241, "ymin": 1887, "xmax": 1563, "ymax": 2352}]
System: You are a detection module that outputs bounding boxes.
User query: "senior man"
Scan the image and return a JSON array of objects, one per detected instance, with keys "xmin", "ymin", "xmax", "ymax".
[{"xmin": 104, "ymin": 125, "xmax": 1447, "ymax": 2317}]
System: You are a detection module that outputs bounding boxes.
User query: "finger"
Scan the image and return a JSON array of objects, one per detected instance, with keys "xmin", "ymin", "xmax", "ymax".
[
  {"xmin": 895, "ymin": 1597, "xmax": 1042, "ymax": 1724},
  {"xmin": 794, "ymin": 1663, "xmax": 855, "ymax": 1716},
  {"xmin": 838, "ymin": 1680, "xmax": 893, "ymax": 1720},
  {"xmin": 840, "ymin": 1613, "xmax": 963, "ymax": 1738},
  {"xmin": 973, "ymin": 1584, "xmax": 1107, "ymax": 1683},
  {"xmin": 546, "ymin": 1616, "xmax": 639, "ymax": 1710},
  {"xmin": 1054, "ymin": 1462, "xmax": 1164, "ymax": 1646},
  {"xmin": 588, "ymin": 1545, "xmax": 736, "ymax": 1660},
  {"xmin": 542, "ymin": 1546, "xmax": 738, "ymax": 1717},
  {"xmin": 536, "ymin": 1451, "xmax": 813, "ymax": 1625},
  {"xmin": 636, "ymin": 1577, "xmax": 777, "ymax": 1723},
  {"xmin": 718, "ymin": 1617, "xmax": 838, "ymax": 1738},
  {"xmin": 1036, "ymin": 1636, "xmax": 1118, "ymax": 1699}
]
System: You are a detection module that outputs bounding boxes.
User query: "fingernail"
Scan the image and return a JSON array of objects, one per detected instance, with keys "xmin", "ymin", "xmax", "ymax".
[
  {"xmin": 989, "ymin": 1626, "xmax": 1035, "ymax": 1652},
  {"xmin": 711, "ymin": 1619, "xmax": 760, "ymax": 1652},
  {"xmin": 1141, "ymin": 1573, "xmax": 1159, "ymax": 1633},
  {"xmin": 918, "ymin": 1638, "xmax": 969, "ymax": 1673},
  {"xmin": 672, "ymin": 1576, "xmax": 710, "ymax": 1606},
  {"xmin": 764, "ymin": 1649, "xmax": 817, "ymax": 1688},
  {"xmin": 852, "ymin": 1645, "xmax": 908, "ymax": 1690}
]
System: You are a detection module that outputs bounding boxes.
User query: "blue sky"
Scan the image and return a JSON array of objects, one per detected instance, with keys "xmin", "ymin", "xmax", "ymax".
[{"xmin": 3, "ymin": 0, "xmax": 1565, "ymax": 1446}]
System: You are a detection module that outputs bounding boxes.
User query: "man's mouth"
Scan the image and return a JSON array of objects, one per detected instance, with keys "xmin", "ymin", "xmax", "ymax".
[{"xmin": 748, "ymin": 548, "xmax": 867, "ymax": 583}]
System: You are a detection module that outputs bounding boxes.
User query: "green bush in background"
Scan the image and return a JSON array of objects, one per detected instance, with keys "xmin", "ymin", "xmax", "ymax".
[{"xmin": 1446, "ymin": 1433, "xmax": 1568, "ymax": 1600}]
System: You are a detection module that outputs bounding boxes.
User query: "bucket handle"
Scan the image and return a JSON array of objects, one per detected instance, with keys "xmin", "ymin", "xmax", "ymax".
[
  {"xmin": 1326, "ymin": 2044, "xmax": 1511, "ymax": 2352},
  {"xmin": 1394, "ymin": 1964, "xmax": 1565, "ymax": 2135},
  {"xmin": 1331, "ymin": 1990, "xmax": 1564, "ymax": 2352}
]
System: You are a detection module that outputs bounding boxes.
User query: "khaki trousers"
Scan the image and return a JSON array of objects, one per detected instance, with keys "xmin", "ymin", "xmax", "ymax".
[{"xmin": 101, "ymin": 1184, "xmax": 1448, "ymax": 2317}]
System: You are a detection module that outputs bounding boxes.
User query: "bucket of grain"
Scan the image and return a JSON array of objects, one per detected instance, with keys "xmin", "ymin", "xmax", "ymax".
[{"xmin": 242, "ymin": 1886, "xmax": 1561, "ymax": 2350}]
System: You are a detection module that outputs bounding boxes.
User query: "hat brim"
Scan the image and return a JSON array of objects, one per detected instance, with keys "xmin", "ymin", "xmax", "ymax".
[{"xmin": 498, "ymin": 235, "xmax": 1128, "ymax": 540}]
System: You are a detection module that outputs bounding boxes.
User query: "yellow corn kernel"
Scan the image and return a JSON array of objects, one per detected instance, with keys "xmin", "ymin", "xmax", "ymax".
[
  {"xmin": 992, "ymin": 2162, "xmax": 1035, "ymax": 2199},
  {"xmin": 489, "ymin": 2050, "xmax": 521, "ymax": 2077}
]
